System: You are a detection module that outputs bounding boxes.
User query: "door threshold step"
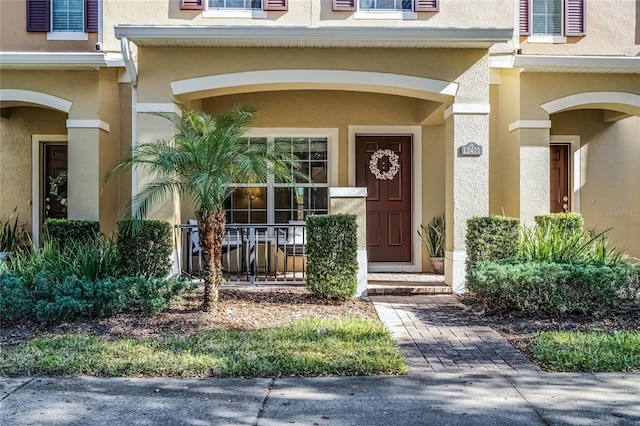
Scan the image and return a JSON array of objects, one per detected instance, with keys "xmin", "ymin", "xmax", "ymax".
[{"xmin": 367, "ymin": 285, "xmax": 452, "ymax": 295}]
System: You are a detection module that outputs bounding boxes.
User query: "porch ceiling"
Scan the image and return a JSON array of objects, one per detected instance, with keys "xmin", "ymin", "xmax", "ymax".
[{"xmin": 114, "ymin": 26, "xmax": 513, "ymax": 49}]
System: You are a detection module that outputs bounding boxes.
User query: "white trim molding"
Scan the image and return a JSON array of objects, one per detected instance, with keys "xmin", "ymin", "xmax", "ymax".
[
  {"xmin": 66, "ymin": 119, "xmax": 110, "ymax": 133},
  {"xmin": 0, "ymin": 52, "xmax": 124, "ymax": 68},
  {"xmin": 47, "ymin": 31, "xmax": 89, "ymax": 41},
  {"xmin": 202, "ymin": 9, "xmax": 267, "ymax": 19},
  {"xmin": 514, "ymin": 55, "xmax": 640, "ymax": 74},
  {"xmin": 0, "ymin": 89, "xmax": 72, "ymax": 112},
  {"xmin": 508, "ymin": 120, "xmax": 552, "ymax": 132},
  {"xmin": 443, "ymin": 103, "xmax": 491, "ymax": 119},
  {"xmin": 329, "ymin": 187, "xmax": 367, "ymax": 198},
  {"xmin": 353, "ymin": 11, "xmax": 418, "ymax": 20},
  {"xmin": 136, "ymin": 103, "xmax": 181, "ymax": 114},
  {"xmin": 541, "ymin": 92, "xmax": 640, "ymax": 115},
  {"xmin": 171, "ymin": 70, "xmax": 458, "ymax": 101}
]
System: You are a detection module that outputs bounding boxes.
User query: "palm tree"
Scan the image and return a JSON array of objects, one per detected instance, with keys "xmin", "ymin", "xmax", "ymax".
[{"xmin": 108, "ymin": 104, "xmax": 299, "ymax": 310}]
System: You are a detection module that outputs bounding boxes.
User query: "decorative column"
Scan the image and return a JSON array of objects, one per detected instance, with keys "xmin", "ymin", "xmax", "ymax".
[
  {"xmin": 66, "ymin": 121, "xmax": 109, "ymax": 222},
  {"xmin": 509, "ymin": 120, "xmax": 552, "ymax": 226},
  {"xmin": 329, "ymin": 187, "xmax": 368, "ymax": 297},
  {"xmin": 444, "ymin": 104, "xmax": 491, "ymax": 293}
]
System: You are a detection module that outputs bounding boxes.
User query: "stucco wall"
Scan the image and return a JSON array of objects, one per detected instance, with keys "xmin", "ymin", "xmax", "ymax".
[
  {"xmin": 136, "ymin": 47, "xmax": 486, "ymax": 104},
  {"xmin": 0, "ymin": 107, "xmax": 67, "ymax": 232},
  {"xmin": 0, "ymin": 0, "xmax": 98, "ymax": 52},
  {"xmin": 520, "ymin": 0, "xmax": 640, "ymax": 57},
  {"xmin": 103, "ymin": 0, "xmax": 513, "ymax": 52},
  {"xmin": 551, "ymin": 111, "xmax": 640, "ymax": 260}
]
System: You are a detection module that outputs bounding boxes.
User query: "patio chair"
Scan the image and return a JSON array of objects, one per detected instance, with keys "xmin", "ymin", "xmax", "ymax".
[
  {"xmin": 188, "ymin": 219, "xmax": 244, "ymax": 275},
  {"xmin": 277, "ymin": 220, "xmax": 307, "ymax": 275}
]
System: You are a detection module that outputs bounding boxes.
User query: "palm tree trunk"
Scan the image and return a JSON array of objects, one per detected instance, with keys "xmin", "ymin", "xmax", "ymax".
[{"xmin": 196, "ymin": 208, "xmax": 226, "ymax": 311}]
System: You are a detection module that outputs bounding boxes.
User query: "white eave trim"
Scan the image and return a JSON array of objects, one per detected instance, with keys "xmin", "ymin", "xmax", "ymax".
[
  {"xmin": 513, "ymin": 55, "xmax": 640, "ymax": 74},
  {"xmin": 0, "ymin": 52, "xmax": 125, "ymax": 68},
  {"xmin": 113, "ymin": 26, "xmax": 513, "ymax": 48}
]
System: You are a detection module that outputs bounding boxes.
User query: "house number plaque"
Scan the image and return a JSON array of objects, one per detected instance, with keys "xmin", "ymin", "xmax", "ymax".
[{"xmin": 459, "ymin": 142, "xmax": 482, "ymax": 157}]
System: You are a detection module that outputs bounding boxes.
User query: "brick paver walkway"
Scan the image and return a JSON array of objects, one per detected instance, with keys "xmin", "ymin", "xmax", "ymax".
[{"xmin": 371, "ymin": 295, "xmax": 540, "ymax": 375}]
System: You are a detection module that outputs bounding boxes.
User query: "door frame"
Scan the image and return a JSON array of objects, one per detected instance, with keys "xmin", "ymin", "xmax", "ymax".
[
  {"xmin": 550, "ymin": 135, "xmax": 581, "ymax": 214},
  {"xmin": 349, "ymin": 125, "xmax": 423, "ymax": 272},
  {"xmin": 32, "ymin": 134, "xmax": 67, "ymax": 247}
]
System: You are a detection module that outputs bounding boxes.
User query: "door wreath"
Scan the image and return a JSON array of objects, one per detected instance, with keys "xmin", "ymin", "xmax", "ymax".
[{"xmin": 369, "ymin": 149, "xmax": 400, "ymax": 180}]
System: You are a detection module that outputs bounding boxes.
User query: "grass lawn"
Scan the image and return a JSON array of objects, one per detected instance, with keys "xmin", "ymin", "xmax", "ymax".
[
  {"xmin": 531, "ymin": 331, "xmax": 640, "ymax": 372},
  {"xmin": 0, "ymin": 317, "xmax": 408, "ymax": 377}
]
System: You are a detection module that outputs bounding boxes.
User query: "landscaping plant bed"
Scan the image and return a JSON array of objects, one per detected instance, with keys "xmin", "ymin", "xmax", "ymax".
[
  {"xmin": 1, "ymin": 286, "xmax": 378, "ymax": 348},
  {"xmin": 461, "ymin": 294, "xmax": 640, "ymax": 371}
]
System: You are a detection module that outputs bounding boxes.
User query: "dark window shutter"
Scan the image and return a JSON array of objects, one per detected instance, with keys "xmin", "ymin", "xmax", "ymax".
[
  {"xmin": 180, "ymin": 0, "xmax": 204, "ymax": 10},
  {"xmin": 414, "ymin": 0, "xmax": 439, "ymax": 12},
  {"xmin": 263, "ymin": 0, "xmax": 288, "ymax": 11},
  {"xmin": 333, "ymin": 0, "xmax": 356, "ymax": 11},
  {"xmin": 85, "ymin": 0, "xmax": 99, "ymax": 33},
  {"xmin": 519, "ymin": 0, "xmax": 531, "ymax": 36},
  {"xmin": 564, "ymin": 0, "xmax": 585, "ymax": 36},
  {"xmin": 27, "ymin": 0, "xmax": 50, "ymax": 32}
]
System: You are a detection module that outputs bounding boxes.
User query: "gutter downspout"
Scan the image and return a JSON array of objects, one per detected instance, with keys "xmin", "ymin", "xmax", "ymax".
[{"xmin": 120, "ymin": 37, "xmax": 139, "ymax": 201}]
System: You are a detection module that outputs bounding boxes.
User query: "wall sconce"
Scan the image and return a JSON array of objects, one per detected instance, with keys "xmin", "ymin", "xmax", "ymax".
[{"xmin": 243, "ymin": 187, "xmax": 261, "ymax": 200}]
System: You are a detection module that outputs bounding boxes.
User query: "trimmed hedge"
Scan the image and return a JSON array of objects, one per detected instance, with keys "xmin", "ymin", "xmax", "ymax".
[
  {"xmin": 117, "ymin": 220, "xmax": 172, "ymax": 279},
  {"xmin": 0, "ymin": 271, "xmax": 195, "ymax": 323},
  {"xmin": 43, "ymin": 219, "xmax": 100, "ymax": 248},
  {"xmin": 467, "ymin": 259, "xmax": 637, "ymax": 317},
  {"xmin": 535, "ymin": 213, "xmax": 584, "ymax": 236},
  {"xmin": 466, "ymin": 216, "xmax": 520, "ymax": 277},
  {"xmin": 306, "ymin": 214, "xmax": 358, "ymax": 299}
]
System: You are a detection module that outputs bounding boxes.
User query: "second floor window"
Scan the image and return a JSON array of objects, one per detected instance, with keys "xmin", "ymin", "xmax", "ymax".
[
  {"xmin": 52, "ymin": 0, "xmax": 84, "ymax": 32},
  {"xmin": 209, "ymin": 0, "xmax": 261, "ymax": 9},
  {"xmin": 359, "ymin": 0, "xmax": 412, "ymax": 11},
  {"xmin": 532, "ymin": 0, "xmax": 561, "ymax": 35}
]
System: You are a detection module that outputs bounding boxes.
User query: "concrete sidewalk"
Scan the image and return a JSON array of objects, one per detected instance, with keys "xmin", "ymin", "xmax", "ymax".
[{"xmin": 2, "ymin": 373, "xmax": 639, "ymax": 425}]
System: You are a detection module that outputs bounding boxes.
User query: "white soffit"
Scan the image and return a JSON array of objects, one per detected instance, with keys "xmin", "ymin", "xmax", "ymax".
[
  {"xmin": 0, "ymin": 52, "xmax": 125, "ymax": 69},
  {"xmin": 514, "ymin": 55, "xmax": 640, "ymax": 74},
  {"xmin": 114, "ymin": 26, "xmax": 513, "ymax": 49}
]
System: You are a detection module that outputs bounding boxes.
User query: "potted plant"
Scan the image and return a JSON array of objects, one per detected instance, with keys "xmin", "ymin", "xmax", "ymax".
[
  {"xmin": 418, "ymin": 214, "xmax": 445, "ymax": 274},
  {"xmin": 0, "ymin": 208, "xmax": 26, "ymax": 260}
]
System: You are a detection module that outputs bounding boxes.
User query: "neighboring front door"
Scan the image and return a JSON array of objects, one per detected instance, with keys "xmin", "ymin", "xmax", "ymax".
[
  {"xmin": 356, "ymin": 135, "xmax": 412, "ymax": 262},
  {"xmin": 550, "ymin": 144, "xmax": 569, "ymax": 213},
  {"xmin": 44, "ymin": 143, "xmax": 68, "ymax": 221}
]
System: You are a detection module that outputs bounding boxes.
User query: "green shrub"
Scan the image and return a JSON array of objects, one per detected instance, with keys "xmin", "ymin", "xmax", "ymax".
[
  {"xmin": 306, "ymin": 214, "xmax": 358, "ymax": 299},
  {"xmin": 466, "ymin": 216, "xmax": 520, "ymax": 276},
  {"xmin": 0, "ymin": 272, "xmax": 34, "ymax": 321},
  {"xmin": 7, "ymin": 237, "xmax": 119, "ymax": 284},
  {"xmin": 117, "ymin": 220, "xmax": 172, "ymax": 278},
  {"xmin": 519, "ymin": 225, "xmax": 625, "ymax": 265},
  {"xmin": 43, "ymin": 219, "xmax": 100, "ymax": 248},
  {"xmin": 131, "ymin": 276, "xmax": 196, "ymax": 315},
  {"xmin": 535, "ymin": 213, "xmax": 583, "ymax": 237},
  {"xmin": 33, "ymin": 275, "xmax": 131, "ymax": 324},
  {"xmin": 468, "ymin": 259, "xmax": 631, "ymax": 316}
]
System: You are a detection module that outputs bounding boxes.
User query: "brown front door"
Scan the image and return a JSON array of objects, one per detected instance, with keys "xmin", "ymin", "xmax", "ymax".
[
  {"xmin": 356, "ymin": 135, "xmax": 412, "ymax": 262},
  {"xmin": 44, "ymin": 143, "xmax": 68, "ymax": 220},
  {"xmin": 550, "ymin": 144, "xmax": 569, "ymax": 213}
]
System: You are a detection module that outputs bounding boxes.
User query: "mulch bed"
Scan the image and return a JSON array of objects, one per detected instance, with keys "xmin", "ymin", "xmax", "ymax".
[
  {"xmin": 0, "ymin": 286, "xmax": 378, "ymax": 348},
  {"xmin": 2, "ymin": 286, "xmax": 638, "ymax": 364}
]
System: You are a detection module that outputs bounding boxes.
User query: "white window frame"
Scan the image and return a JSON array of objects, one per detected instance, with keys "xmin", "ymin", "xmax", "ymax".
[
  {"xmin": 225, "ymin": 128, "xmax": 338, "ymax": 225},
  {"xmin": 528, "ymin": 0, "xmax": 566, "ymax": 43},
  {"xmin": 47, "ymin": 0, "xmax": 88, "ymax": 40},
  {"xmin": 354, "ymin": 0, "xmax": 417, "ymax": 20},
  {"xmin": 203, "ymin": 0, "xmax": 267, "ymax": 18}
]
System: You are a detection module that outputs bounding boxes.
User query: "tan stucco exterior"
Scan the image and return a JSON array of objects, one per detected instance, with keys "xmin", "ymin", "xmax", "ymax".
[{"xmin": 2, "ymin": 0, "xmax": 639, "ymax": 284}]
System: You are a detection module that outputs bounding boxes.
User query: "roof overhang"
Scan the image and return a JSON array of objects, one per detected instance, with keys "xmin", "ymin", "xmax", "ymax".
[
  {"xmin": 0, "ymin": 52, "xmax": 124, "ymax": 69},
  {"xmin": 512, "ymin": 55, "xmax": 640, "ymax": 74},
  {"xmin": 114, "ymin": 25, "xmax": 513, "ymax": 49}
]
